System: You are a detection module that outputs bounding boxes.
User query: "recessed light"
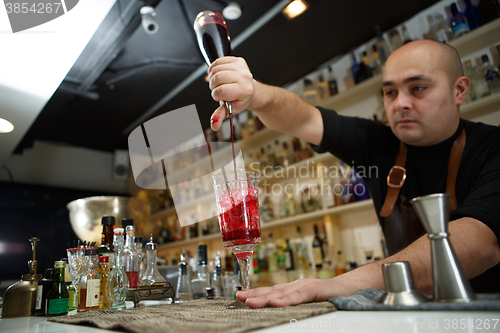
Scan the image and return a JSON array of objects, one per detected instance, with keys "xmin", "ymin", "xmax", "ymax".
[
  {"xmin": 0, "ymin": 118, "xmax": 14, "ymax": 133},
  {"xmin": 223, "ymin": 2, "xmax": 242, "ymax": 20},
  {"xmin": 282, "ymin": 0, "xmax": 309, "ymax": 20}
]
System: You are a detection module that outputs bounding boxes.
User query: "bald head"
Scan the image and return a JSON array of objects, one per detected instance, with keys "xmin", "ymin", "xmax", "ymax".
[{"xmin": 387, "ymin": 39, "xmax": 463, "ymax": 88}]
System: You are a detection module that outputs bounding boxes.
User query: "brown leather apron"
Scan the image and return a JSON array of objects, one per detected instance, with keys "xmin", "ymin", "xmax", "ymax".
[{"xmin": 380, "ymin": 128, "xmax": 466, "ymax": 255}]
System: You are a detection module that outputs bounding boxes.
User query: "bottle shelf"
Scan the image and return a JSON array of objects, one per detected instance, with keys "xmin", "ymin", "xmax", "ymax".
[
  {"xmin": 156, "ymin": 199, "xmax": 374, "ymax": 249},
  {"xmin": 449, "ymin": 18, "xmax": 500, "ymax": 58},
  {"xmin": 461, "ymin": 92, "xmax": 500, "ymax": 119}
]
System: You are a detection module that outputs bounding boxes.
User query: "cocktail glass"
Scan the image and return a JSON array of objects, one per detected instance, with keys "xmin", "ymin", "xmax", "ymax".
[{"xmin": 213, "ymin": 168, "xmax": 261, "ymax": 308}]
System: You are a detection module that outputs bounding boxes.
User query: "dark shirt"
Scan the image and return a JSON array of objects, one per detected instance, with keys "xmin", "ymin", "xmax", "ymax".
[{"xmin": 312, "ymin": 106, "xmax": 500, "ymax": 293}]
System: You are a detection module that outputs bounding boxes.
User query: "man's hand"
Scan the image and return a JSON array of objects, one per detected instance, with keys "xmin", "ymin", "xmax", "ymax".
[
  {"xmin": 236, "ymin": 278, "xmax": 354, "ymax": 308},
  {"xmin": 208, "ymin": 57, "xmax": 255, "ymax": 131}
]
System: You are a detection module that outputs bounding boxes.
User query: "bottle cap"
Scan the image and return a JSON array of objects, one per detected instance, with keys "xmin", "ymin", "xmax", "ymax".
[
  {"xmin": 481, "ymin": 54, "xmax": 489, "ymax": 64},
  {"xmin": 197, "ymin": 244, "xmax": 207, "ymax": 264},
  {"xmin": 122, "ymin": 218, "xmax": 134, "ymax": 228},
  {"xmin": 114, "ymin": 227, "xmax": 124, "ymax": 234},
  {"xmin": 146, "ymin": 234, "xmax": 157, "ymax": 251},
  {"xmin": 85, "ymin": 248, "xmax": 97, "ymax": 256},
  {"xmin": 134, "ymin": 237, "xmax": 143, "ymax": 243},
  {"xmin": 99, "ymin": 256, "xmax": 109, "ymax": 263},
  {"xmin": 54, "ymin": 261, "xmax": 66, "ymax": 269},
  {"xmin": 101, "ymin": 216, "xmax": 115, "ymax": 226}
]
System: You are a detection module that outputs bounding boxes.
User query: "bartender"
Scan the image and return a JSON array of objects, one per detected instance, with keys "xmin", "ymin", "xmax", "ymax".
[{"xmin": 207, "ymin": 40, "xmax": 500, "ymax": 308}]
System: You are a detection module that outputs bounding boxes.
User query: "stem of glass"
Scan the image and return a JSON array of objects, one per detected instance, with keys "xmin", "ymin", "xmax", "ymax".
[{"xmin": 237, "ymin": 257, "xmax": 251, "ymax": 291}]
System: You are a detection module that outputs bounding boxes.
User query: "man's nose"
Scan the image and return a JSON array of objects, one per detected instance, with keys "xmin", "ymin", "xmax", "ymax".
[{"xmin": 394, "ymin": 92, "xmax": 412, "ymax": 111}]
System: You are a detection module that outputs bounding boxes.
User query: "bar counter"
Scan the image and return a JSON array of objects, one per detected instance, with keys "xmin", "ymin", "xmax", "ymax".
[{"xmin": 1, "ymin": 300, "xmax": 498, "ymax": 333}]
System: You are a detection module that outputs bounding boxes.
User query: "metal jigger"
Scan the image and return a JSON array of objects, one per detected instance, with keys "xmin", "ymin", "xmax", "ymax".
[{"xmin": 410, "ymin": 193, "xmax": 476, "ymax": 302}]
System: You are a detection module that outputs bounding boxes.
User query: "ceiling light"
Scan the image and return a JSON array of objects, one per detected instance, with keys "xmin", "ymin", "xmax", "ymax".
[
  {"xmin": 223, "ymin": 2, "xmax": 242, "ymax": 20},
  {"xmin": 282, "ymin": 0, "xmax": 308, "ymax": 20},
  {"xmin": 0, "ymin": 118, "xmax": 14, "ymax": 133}
]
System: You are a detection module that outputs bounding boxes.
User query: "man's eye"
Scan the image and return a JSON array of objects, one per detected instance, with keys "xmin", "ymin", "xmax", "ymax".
[
  {"xmin": 413, "ymin": 86, "xmax": 426, "ymax": 92},
  {"xmin": 383, "ymin": 90, "xmax": 395, "ymax": 96}
]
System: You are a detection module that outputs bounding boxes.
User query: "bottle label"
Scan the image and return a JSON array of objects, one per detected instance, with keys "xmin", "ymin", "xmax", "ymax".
[
  {"xmin": 285, "ymin": 251, "xmax": 292, "ymax": 269},
  {"xmin": 36, "ymin": 285, "xmax": 43, "ymax": 310},
  {"xmin": 313, "ymin": 247, "xmax": 323, "ymax": 266},
  {"xmin": 86, "ymin": 279, "xmax": 100, "ymax": 307},
  {"xmin": 452, "ymin": 23, "xmax": 470, "ymax": 37},
  {"xmin": 47, "ymin": 298, "xmax": 69, "ymax": 315}
]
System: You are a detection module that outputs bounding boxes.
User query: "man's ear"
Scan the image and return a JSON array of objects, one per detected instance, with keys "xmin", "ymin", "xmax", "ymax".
[{"xmin": 454, "ymin": 76, "xmax": 469, "ymax": 106}]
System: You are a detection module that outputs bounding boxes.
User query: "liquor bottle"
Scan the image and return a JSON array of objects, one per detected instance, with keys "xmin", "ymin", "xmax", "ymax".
[
  {"xmin": 78, "ymin": 248, "xmax": 100, "ymax": 312},
  {"xmin": 246, "ymin": 111, "xmax": 256, "ymax": 136},
  {"xmin": 35, "ymin": 268, "xmax": 55, "ymax": 316},
  {"xmin": 191, "ymin": 244, "xmax": 210, "ymax": 300},
  {"xmin": 286, "ymin": 192, "xmax": 297, "ymax": 217},
  {"xmin": 260, "ymin": 146, "xmax": 268, "ymax": 175},
  {"xmin": 388, "ymin": 29, "xmax": 403, "ymax": 51},
  {"xmin": 266, "ymin": 143, "xmax": 276, "ymax": 172},
  {"xmin": 480, "ymin": 0, "xmax": 500, "ymax": 23},
  {"xmin": 122, "ymin": 222, "xmax": 139, "ymax": 288},
  {"xmin": 302, "ymin": 79, "xmax": 319, "ymax": 105},
  {"xmin": 351, "ymin": 53, "xmax": 372, "ymax": 85},
  {"xmin": 98, "ymin": 216, "xmax": 115, "ymax": 265},
  {"xmin": 257, "ymin": 242, "xmax": 268, "ymax": 272},
  {"xmin": 450, "ymin": 3, "xmax": 471, "ymax": 38},
  {"xmin": 480, "ymin": 54, "xmax": 500, "ymax": 95},
  {"xmin": 260, "ymin": 194, "xmax": 274, "ymax": 222},
  {"xmin": 433, "ymin": 12, "xmax": 454, "ymax": 44},
  {"xmin": 62, "ymin": 258, "xmax": 76, "ymax": 311},
  {"xmin": 292, "ymin": 137, "xmax": 301, "ymax": 163},
  {"xmin": 317, "ymin": 74, "xmax": 329, "ymax": 101},
  {"xmin": 464, "ymin": 59, "xmax": 491, "ymax": 100},
  {"xmin": 284, "ymin": 239, "xmax": 295, "ymax": 271},
  {"xmin": 275, "ymin": 230, "xmax": 286, "ymax": 271},
  {"xmin": 401, "ymin": 25, "xmax": 412, "ymax": 44},
  {"xmin": 240, "ymin": 112, "xmax": 250, "ymax": 139},
  {"xmin": 370, "ymin": 45, "xmax": 382, "ymax": 76},
  {"xmin": 140, "ymin": 235, "xmax": 167, "ymax": 286},
  {"xmin": 175, "ymin": 248, "xmax": 193, "ymax": 302},
  {"xmin": 322, "ymin": 225, "xmax": 330, "ymax": 266},
  {"xmin": 336, "ymin": 251, "xmax": 347, "ymax": 276},
  {"xmin": 424, "ymin": 15, "xmax": 437, "ymax": 40},
  {"xmin": 374, "ymin": 25, "xmax": 390, "ymax": 66},
  {"xmin": 327, "ymin": 66, "xmax": 338, "ymax": 96},
  {"xmin": 279, "ymin": 192, "xmax": 288, "ymax": 218},
  {"xmin": 224, "ymin": 249, "xmax": 233, "ymax": 273},
  {"xmin": 134, "ymin": 237, "xmax": 144, "ymax": 279},
  {"xmin": 266, "ymin": 233, "xmax": 279, "ymax": 273},
  {"xmin": 351, "ymin": 171, "xmax": 371, "ymax": 202},
  {"xmin": 295, "ymin": 226, "xmax": 310, "ymax": 270},
  {"xmin": 312, "ymin": 224, "xmax": 324, "ymax": 269},
  {"xmin": 362, "ymin": 51, "xmax": 374, "ymax": 75},
  {"xmin": 274, "ymin": 140, "xmax": 283, "ymax": 168},
  {"xmin": 98, "ymin": 256, "xmax": 110, "ymax": 310},
  {"xmin": 45, "ymin": 261, "xmax": 69, "ymax": 316},
  {"xmin": 106, "ymin": 228, "xmax": 129, "ymax": 310},
  {"xmin": 464, "ymin": 0, "xmax": 483, "ymax": 30},
  {"xmin": 323, "ymin": 170, "xmax": 335, "ymax": 209},
  {"xmin": 255, "ymin": 114, "xmax": 266, "ymax": 131},
  {"xmin": 212, "ymin": 251, "xmax": 225, "ymax": 299},
  {"xmin": 281, "ymin": 142, "xmax": 292, "ymax": 168}
]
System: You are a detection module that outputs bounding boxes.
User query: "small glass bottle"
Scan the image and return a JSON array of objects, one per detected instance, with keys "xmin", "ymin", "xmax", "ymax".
[
  {"xmin": 316, "ymin": 74, "xmax": 329, "ymax": 101},
  {"xmin": 97, "ymin": 216, "xmax": 115, "ymax": 265},
  {"xmin": 480, "ymin": 54, "xmax": 500, "ymax": 95},
  {"xmin": 62, "ymin": 258, "xmax": 76, "ymax": 311},
  {"xmin": 191, "ymin": 244, "xmax": 210, "ymax": 300},
  {"xmin": 374, "ymin": 25, "xmax": 390, "ymax": 66},
  {"xmin": 464, "ymin": 59, "xmax": 491, "ymax": 100},
  {"xmin": 78, "ymin": 248, "xmax": 100, "ymax": 312},
  {"xmin": 302, "ymin": 79, "xmax": 319, "ymax": 105},
  {"xmin": 212, "ymin": 251, "xmax": 225, "ymax": 299},
  {"xmin": 98, "ymin": 256, "xmax": 110, "ymax": 310},
  {"xmin": 106, "ymin": 228, "xmax": 129, "ymax": 310},
  {"xmin": 327, "ymin": 66, "xmax": 339, "ymax": 96},
  {"xmin": 450, "ymin": 3, "xmax": 471, "ymax": 38},
  {"xmin": 433, "ymin": 12, "xmax": 454, "ymax": 44},
  {"xmin": 175, "ymin": 248, "xmax": 193, "ymax": 303},
  {"xmin": 122, "ymin": 220, "xmax": 139, "ymax": 288},
  {"xmin": 35, "ymin": 268, "xmax": 55, "ymax": 316},
  {"xmin": 46, "ymin": 261, "xmax": 69, "ymax": 316},
  {"xmin": 134, "ymin": 237, "xmax": 144, "ymax": 280},
  {"xmin": 140, "ymin": 235, "xmax": 167, "ymax": 286}
]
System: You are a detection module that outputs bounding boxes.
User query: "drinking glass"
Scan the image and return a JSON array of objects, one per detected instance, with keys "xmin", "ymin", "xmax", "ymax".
[{"xmin": 213, "ymin": 168, "xmax": 261, "ymax": 308}]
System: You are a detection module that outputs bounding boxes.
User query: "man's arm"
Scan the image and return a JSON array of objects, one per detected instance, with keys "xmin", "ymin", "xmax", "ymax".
[
  {"xmin": 238, "ymin": 217, "xmax": 500, "ymax": 308},
  {"xmin": 208, "ymin": 56, "xmax": 324, "ymax": 146}
]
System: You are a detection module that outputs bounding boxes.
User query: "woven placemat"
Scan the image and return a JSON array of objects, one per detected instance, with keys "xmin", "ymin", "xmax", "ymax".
[{"xmin": 48, "ymin": 300, "xmax": 335, "ymax": 333}]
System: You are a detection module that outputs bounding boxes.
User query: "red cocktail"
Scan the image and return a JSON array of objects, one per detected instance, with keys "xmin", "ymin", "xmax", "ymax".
[{"xmin": 213, "ymin": 169, "xmax": 261, "ymax": 308}]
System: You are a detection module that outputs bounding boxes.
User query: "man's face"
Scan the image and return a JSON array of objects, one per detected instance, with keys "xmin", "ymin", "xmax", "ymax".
[{"xmin": 382, "ymin": 43, "xmax": 459, "ymax": 146}]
